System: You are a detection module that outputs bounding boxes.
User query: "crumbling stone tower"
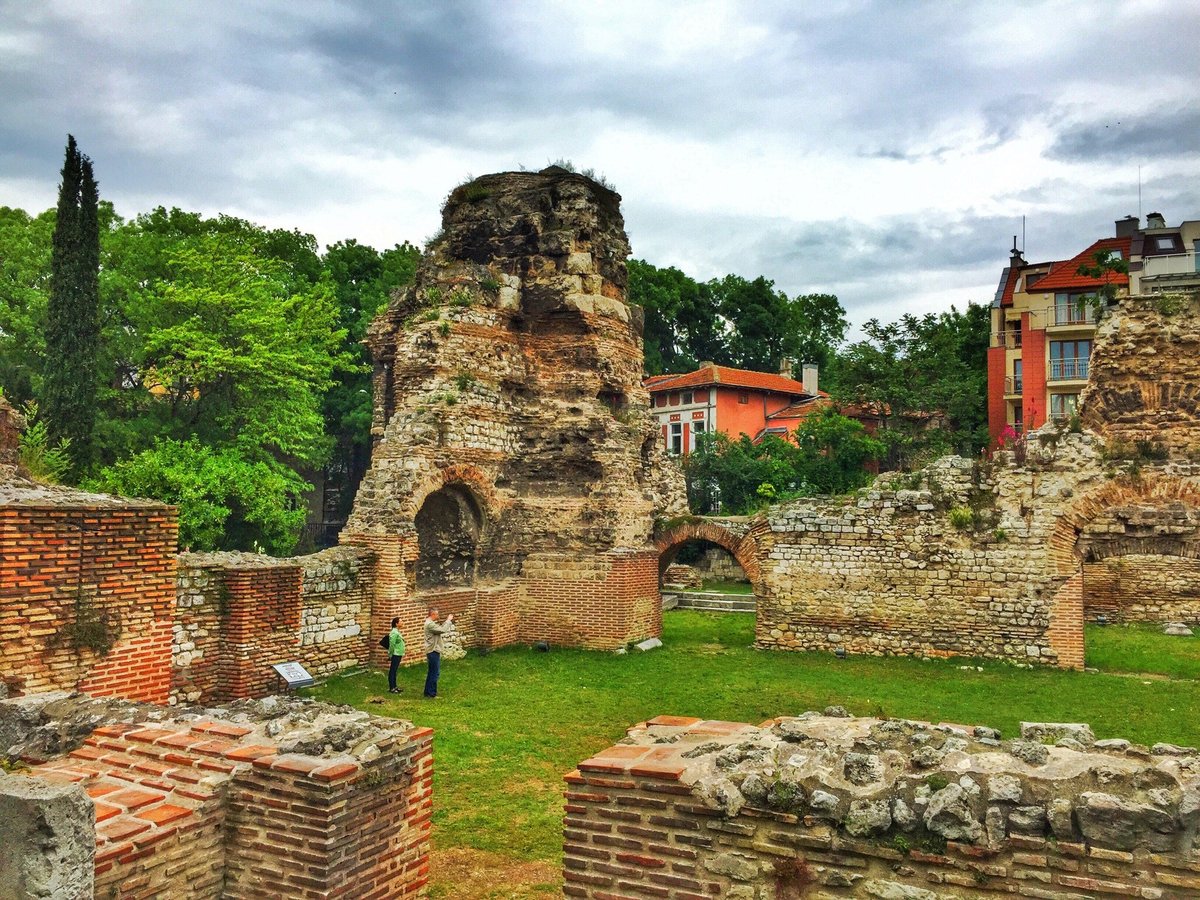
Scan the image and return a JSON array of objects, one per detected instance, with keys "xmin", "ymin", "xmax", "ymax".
[{"xmin": 343, "ymin": 167, "xmax": 686, "ymax": 658}]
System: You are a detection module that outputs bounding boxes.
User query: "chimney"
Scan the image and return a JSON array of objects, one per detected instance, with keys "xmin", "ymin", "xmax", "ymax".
[
  {"xmin": 801, "ymin": 362, "xmax": 819, "ymax": 396},
  {"xmin": 1115, "ymin": 215, "xmax": 1140, "ymax": 238},
  {"xmin": 1146, "ymin": 211, "xmax": 1166, "ymax": 230},
  {"xmin": 1010, "ymin": 235, "xmax": 1025, "ymax": 266},
  {"xmin": 778, "ymin": 358, "xmax": 793, "ymax": 378}
]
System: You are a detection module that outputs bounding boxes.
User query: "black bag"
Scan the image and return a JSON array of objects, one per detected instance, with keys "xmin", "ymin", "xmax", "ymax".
[{"xmin": 379, "ymin": 634, "xmax": 390, "ymax": 649}]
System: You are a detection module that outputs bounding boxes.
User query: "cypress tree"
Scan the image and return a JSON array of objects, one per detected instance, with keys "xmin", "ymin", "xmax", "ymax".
[{"xmin": 44, "ymin": 135, "xmax": 100, "ymax": 476}]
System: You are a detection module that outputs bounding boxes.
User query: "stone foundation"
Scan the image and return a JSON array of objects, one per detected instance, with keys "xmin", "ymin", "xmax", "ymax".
[
  {"xmin": 1, "ymin": 693, "xmax": 432, "ymax": 899},
  {"xmin": 564, "ymin": 713, "xmax": 1200, "ymax": 898}
]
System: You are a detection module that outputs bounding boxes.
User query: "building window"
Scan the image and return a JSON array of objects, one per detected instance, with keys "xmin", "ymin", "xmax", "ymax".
[
  {"xmin": 1154, "ymin": 236, "xmax": 1176, "ymax": 251},
  {"xmin": 694, "ymin": 390, "xmax": 708, "ymax": 402},
  {"xmin": 669, "ymin": 422, "xmax": 683, "ymax": 455},
  {"xmin": 682, "ymin": 391, "xmax": 693, "ymax": 404},
  {"xmin": 692, "ymin": 420, "xmax": 705, "ymax": 445},
  {"xmin": 1012, "ymin": 402, "xmax": 1023, "ymax": 432},
  {"xmin": 1054, "ymin": 293, "xmax": 1096, "ymax": 325},
  {"xmin": 1049, "ymin": 340, "xmax": 1092, "ymax": 380},
  {"xmin": 1009, "ymin": 359, "xmax": 1022, "ymax": 394},
  {"xmin": 737, "ymin": 392, "xmax": 749, "ymax": 404},
  {"xmin": 1050, "ymin": 393, "xmax": 1079, "ymax": 420},
  {"xmin": 668, "ymin": 393, "xmax": 680, "ymax": 406},
  {"xmin": 654, "ymin": 394, "xmax": 667, "ymax": 408}
]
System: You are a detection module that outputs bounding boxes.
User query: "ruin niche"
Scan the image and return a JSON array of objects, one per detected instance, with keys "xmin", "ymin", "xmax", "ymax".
[{"xmin": 343, "ymin": 167, "xmax": 687, "ymax": 655}]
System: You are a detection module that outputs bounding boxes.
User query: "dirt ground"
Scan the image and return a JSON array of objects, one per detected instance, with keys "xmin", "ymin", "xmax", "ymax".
[{"xmin": 429, "ymin": 848, "xmax": 561, "ymax": 899}]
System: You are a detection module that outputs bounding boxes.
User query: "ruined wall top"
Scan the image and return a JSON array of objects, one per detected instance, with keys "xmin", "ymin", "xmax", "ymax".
[
  {"xmin": 589, "ymin": 712, "xmax": 1200, "ymax": 854},
  {"xmin": 436, "ymin": 166, "xmax": 629, "ymax": 287},
  {"xmin": 0, "ymin": 395, "xmax": 23, "ymax": 471},
  {"xmin": 1082, "ymin": 294, "xmax": 1200, "ymax": 456}
]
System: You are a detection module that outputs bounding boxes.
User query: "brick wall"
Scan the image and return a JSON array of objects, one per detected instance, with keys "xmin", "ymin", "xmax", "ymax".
[
  {"xmin": 171, "ymin": 547, "xmax": 376, "ymax": 703},
  {"xmin": 564, "ymin": 714, "xmax": 1200, "ymax": 900},
  {"xmin": 0, "ymin": 502, "xmax": 177, "ymax": 701},
  {"xmin": 17, "ymin": 701, "xmax": 431, "ymax": 900},
  {"xmin": 1084, "ymin": 555, "xmax": 1200, "ymax": 624}
]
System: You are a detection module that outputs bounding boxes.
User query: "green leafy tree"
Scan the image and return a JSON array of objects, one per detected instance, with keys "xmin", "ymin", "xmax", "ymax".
[
  {"xmin": 627, "ymin": 259, "xmax": 726, "ymax": 373},
  {"xmin": 828, "ymin": 304, "xmax": 989, "ymax": 466},
  {"xmin": 86, "ymin": 440, "xmax": 307, "ymax": 554},
  {"xmin": 44, "ymin": 135, "xmax": 100, "ymax": 475},
  {"xmin": 0, "ymin": 206, "xmax": 55, "ymax": 402},
  {"xmin": 1077, "ymin": 248, "xmax": 1130, "ymax": 317},
  {"xmin": 793, "ymin": 406, "xmax": 885, "ymax": 494}
]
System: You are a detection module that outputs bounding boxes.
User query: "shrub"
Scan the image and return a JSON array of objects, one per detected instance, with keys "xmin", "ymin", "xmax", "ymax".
[
  {"xmin": 16, "ymin": 400, "xmax": 73, "ymax": 484},
  {"xmin": 948, "ymin": 506, "xmax": 974, "ymax": 530}
]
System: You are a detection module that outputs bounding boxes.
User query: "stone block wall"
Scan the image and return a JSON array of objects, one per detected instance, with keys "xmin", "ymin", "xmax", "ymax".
[
  {"xmin": 0, "ymin": 492, "xmax": 177, "ymax": 702},
  {"xmin": 1082, "ymin": 295, "xmax": 1200, "ymax": 456},
  {"xmin": 754, "ymin": 441, "xmax": 1200, "ymax": 668},
  {"xmin": 6, "ymin": 694, "xmax": 432, "ymax": 900},
  {"xmin": 1084, "ymin": 556, "xmax": 1200, "ymax": 624},
  {"xmin": 171, "ymin": 548, "xmax": 376, "ymax": 704},
  {"xmin": 564, "ymin": 713, "xmax": 1200, "ymax": 899}
]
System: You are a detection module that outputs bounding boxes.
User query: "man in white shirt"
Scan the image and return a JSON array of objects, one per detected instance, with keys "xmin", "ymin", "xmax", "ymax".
[{"xmin": 423, "ymin": 607, "xmax": 455, "ymax": 699}]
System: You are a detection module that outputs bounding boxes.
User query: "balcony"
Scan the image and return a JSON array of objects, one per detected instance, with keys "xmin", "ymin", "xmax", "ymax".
[
  {"xmin": 1004, "ymin": 376, "xmax": 1022, "ymax": 395},
  {"xmin": 990, "ymin": 330, "xmax": 1022, "ymax": 349},
  {"xmin": 1141, "ymin": 251, "xmax": 1199, "ymax": 279},
  {"xmin": 1052, "ymin": 304, "xmax": 1100, "ymax": 326},
  {"xmin": 1049, "ymin": 358, "xmax": 1089, "ymax": 381}
]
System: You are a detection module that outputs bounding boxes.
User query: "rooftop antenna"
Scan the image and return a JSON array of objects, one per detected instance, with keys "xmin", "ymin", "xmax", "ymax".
[
  {"xmin": 1022, "ymin": 215, "xmax": 1025, "ymax": 254},
  {"xmin": 1138, "ymin": 165, "xmax": 1142, "ymax": 220}
]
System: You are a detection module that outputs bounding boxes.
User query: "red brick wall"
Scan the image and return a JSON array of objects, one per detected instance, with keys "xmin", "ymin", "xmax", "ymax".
[
  {"xmin": 987, "ymin": 345, "xmax": 1008, "ymax": 445},
  {"xmin": 1083, "ymin": 556, "xmax": 1200, "ymax": 624},
  {"xmin": 1021, "ymin": 315, "xmax": 1047, "ymax": 430},
  {"xmin": 224, "ymin": 728, "xmax": 433, "ymax": 899},
  {"xmin": 0, "ymin": 504, "xmax": 177, "ymax": 701}
]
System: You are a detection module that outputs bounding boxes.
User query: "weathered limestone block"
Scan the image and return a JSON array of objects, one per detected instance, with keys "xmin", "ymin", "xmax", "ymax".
[{"xmin": 0, "ymin": 775, "xmax": 94, "ymax": 900}]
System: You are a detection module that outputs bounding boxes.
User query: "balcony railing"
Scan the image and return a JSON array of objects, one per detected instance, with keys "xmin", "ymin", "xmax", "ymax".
[
  {"xmin": 1141, "ymin": 251, "xmax": 1199, "ymax": 278},
  {"xmin": 1049, "ymin": 358, "xmax": 1089, "ymax": 381},
  {"xmin": 990, "ymin": 330, "xmax": 1022, "ymax": 349},
  {"xmin": 1004, "ymin": 376, "xmax": 1022, "ymax": 395},
  {"xmin": 1052, "ymin": 303, "xmax": 1100, "ymax": 326}
]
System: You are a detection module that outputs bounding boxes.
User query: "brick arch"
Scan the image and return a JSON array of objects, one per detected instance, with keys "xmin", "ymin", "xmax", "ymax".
[
  {"xmin": 654, "ymin": 520, "xmax": 763, "ymax": 594},
  {"xmin": 407, "ymin": 463, "xmax": 502, "ymax": 526},
  {"xmin": 1044, "ymin": 473, "xmax": 1200, "ymax": 669},
  {"xmin": 1046, "ymin": 474, "xmax": 1200, "ymax": 577}
]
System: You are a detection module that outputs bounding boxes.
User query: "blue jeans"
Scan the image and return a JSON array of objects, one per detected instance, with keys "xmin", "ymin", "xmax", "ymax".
[
  {"xmin": 424, "ymin": 651, "xmax": 441, "ymax": 697},
  {"xmin": 388, "ymin": 654, "xmax": 402, "ymax": 691}
]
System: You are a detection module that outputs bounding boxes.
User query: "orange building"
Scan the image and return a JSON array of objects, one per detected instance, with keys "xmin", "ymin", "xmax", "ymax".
[{"xmin": 645, "ymin": 362, "xmax": 879, "ymax": 455}]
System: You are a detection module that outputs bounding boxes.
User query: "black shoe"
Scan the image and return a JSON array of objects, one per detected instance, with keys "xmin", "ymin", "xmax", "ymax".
[{"xmin": 389, "ymin": 688, "xmax": 401, "ymax": 694}]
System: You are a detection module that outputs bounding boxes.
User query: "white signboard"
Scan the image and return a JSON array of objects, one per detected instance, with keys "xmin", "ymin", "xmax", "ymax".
[{"xmin": 272, "ymin": 661, "xmax": 315, "ymax": 689}]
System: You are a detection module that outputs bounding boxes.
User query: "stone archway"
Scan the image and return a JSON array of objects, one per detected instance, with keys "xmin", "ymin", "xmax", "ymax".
[
  {"xmin": 1044, "ymin": 475, "xmax": 1200, "ymax": 667},
  {"xmin": 654, "ymin": 519, "xmax": 763, "ymax": 596}
]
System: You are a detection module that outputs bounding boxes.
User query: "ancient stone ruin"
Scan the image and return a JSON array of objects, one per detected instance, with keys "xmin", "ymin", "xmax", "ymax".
[
  {"xmin": 343, "ymin": 166, "xmax": 686, "ymax": 657},
  {"xmin": 0, "ymin": 693, "xmax": 431, "ymax": 899},
  {"xmin": 565, "ymin": 712, "xmax": 1200, "ymax": 898}
]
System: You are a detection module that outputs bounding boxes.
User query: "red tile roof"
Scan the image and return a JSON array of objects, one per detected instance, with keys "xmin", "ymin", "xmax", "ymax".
[
  {"xmin": 644, "ymin": 364, "xmax": 812, "ymax": 397},
  {"xmin": 1027, "ymin": 237, "xmax": 1131, "ymax": 292}
]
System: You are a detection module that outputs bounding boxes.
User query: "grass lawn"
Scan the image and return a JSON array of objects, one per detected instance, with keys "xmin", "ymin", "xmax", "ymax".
[
  {"xmin": 700, "ymin": 578, "xmax": 754, "ymax": 594},
  {"xmin": 307, "ymin": 611, "xmax": 1200, "ymax": 897},
  {"xmin": 1085, "ymin": 622, "xmax": 1200, "ymax": 679}
]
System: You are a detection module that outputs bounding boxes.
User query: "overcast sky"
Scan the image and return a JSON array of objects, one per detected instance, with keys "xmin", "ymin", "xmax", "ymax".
[{"xmin": 2, "ymin": 0, "xmax": 1198, "ymax": 330}]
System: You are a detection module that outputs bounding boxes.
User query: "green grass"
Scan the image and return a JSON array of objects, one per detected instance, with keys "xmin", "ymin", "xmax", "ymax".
[
  {"xmin": 1085, "ymin": 622, "xmax": 1200, "ymax": 679},
  {"xmin": 307, "ymin": 611, "xmax": 1200, "ymax": 869},
  {"xmin": 700, "ymin": 578, "xmax": 754, "ymax": 594}
]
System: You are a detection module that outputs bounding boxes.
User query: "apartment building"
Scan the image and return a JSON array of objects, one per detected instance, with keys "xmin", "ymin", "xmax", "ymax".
[{"xmin": 986, "ymin": 212, "xmax": 1199, "ymax": 444}]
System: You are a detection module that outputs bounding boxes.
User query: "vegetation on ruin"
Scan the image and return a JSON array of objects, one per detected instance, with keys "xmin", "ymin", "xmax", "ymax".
[
  {"xmin": 309, "ymin": 610, "xmax": 1200, "ymax": 895},
  {"xmin": 14, "ymin": 399, "xmax": 72, "ymax": 483}
]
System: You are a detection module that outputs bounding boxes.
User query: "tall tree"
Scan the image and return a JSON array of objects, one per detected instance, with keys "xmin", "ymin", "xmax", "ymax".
[{"xmin": 44, "ymin": 135, "xmax": 100, "ymax": 474}]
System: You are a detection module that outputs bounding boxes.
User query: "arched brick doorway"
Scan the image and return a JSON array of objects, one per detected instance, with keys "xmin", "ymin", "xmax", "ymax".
[
  {"xmin": 1045, "ymin": 475, "xmax": 1200, "ymax": 668},
  {"xmin": 654, "ymin": 520, "xmax": 763, "ymax": 597}
]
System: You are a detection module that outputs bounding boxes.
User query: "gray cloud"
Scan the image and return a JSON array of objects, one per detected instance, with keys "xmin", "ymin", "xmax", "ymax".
[
  {"xmin": 2, "ymin": 0, "xmax": 1199, "ymax": 332},
  {"xmin": 1048, "ymin": 106, "xmax": 1200, "ymax": 163}
]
